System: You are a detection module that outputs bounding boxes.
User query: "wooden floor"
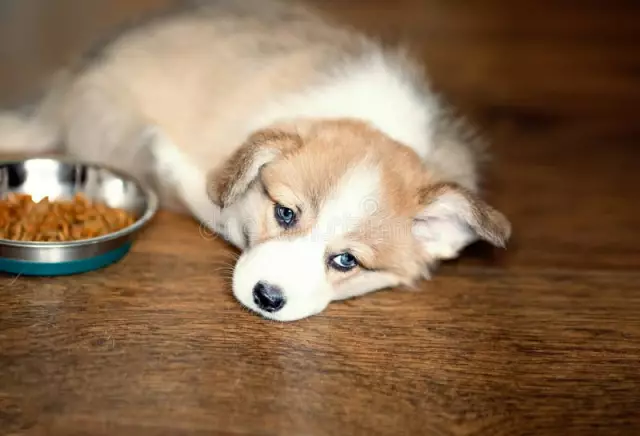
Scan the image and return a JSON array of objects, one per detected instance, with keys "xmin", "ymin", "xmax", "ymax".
[{"xmin": 1, "ymin": 1, "xmax": 640, "ymax": 435}]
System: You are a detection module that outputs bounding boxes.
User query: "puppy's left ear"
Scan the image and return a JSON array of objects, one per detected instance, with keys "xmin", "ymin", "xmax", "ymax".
[
  {"xmin": 412, "ymin": 183, "xmax": 511, "ymax": 260},
  {"xmin": 207, "ymin": 127, "xmax": 303, "ymax": 207}
]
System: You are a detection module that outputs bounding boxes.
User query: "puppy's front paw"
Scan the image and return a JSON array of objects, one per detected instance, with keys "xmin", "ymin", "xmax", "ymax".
[{"xmin": 147, "ymin": 127, "xmax": 188, "ymax": 184}]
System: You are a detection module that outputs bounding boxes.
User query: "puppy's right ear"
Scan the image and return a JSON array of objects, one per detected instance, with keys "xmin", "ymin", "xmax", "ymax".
[{"xmin": 207, "ymin": 128, "xmax": 303, "ymax": 207}]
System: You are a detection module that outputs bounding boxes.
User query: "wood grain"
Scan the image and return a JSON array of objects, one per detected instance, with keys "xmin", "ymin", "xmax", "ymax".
[{"xmin": 1, "ymin": 0, "xmax": 640, "ymax": 435}]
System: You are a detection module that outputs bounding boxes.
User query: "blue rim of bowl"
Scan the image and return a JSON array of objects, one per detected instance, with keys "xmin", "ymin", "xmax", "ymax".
[
  {"xmin": 0, "ymin": 157, "xmax": 160, "ymax": 249},
  {"xmin": 0, "ymin": 242, "xmax": 133, "ymax": 276}
]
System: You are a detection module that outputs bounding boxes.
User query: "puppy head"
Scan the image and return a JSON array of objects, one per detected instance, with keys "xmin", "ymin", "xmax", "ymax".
[{"xmin": 208, "ymin": 119, "xmax": 511, "ymax": 321}]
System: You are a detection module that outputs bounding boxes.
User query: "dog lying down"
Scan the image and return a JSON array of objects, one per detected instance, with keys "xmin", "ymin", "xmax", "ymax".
[{"xmin": 0, "ymin": 0, "xmax": 511, "ymax": 321}]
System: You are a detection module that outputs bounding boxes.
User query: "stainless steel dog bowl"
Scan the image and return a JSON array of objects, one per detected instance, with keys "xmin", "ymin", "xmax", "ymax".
[{"xmin": 0, "ymin": 158, "xmax": 158, "ymax": 276}]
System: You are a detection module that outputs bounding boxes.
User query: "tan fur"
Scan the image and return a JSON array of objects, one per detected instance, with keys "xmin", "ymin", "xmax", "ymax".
[{"xmin": 208, "ymin": 129, "xmax": 303, "ymax": 206}]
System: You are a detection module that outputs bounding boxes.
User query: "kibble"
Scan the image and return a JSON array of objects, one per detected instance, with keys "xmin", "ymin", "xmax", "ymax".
[{"xmin": 0, "ymin": 193, "xmax": 136, "ymax": 242}]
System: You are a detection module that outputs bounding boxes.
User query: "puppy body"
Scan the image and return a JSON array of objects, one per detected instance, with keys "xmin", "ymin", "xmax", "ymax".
[{"xmin": 0, "ymin": 0, "xmax": 510, "ymax": 321}]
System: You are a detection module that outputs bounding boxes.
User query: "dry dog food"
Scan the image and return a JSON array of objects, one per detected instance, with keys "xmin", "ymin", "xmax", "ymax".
[{"xmin": 0, "ymin": 193, "xmax": 136, "ymax": 242}]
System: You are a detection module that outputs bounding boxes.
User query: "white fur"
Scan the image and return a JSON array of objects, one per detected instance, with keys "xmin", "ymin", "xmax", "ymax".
[
  {"xmin": 250, "ymin": 52, "xmax": 436, "ymax": 160},
  {"xmin": 150, "ymin": 128, "xmax": 222, "ymax": 231},
  {"xmin": 233, "ymin": 234, "xmax": 329, "ymax": 321},
  {"xmin": 314, "ymin": 162, "xmax": 381, "ymax": 239}
]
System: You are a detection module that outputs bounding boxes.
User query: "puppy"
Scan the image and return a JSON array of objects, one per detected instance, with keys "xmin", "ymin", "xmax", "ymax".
[{"xmin": 0, "ymin": 0, "xmax": 511, "ymax": 321}]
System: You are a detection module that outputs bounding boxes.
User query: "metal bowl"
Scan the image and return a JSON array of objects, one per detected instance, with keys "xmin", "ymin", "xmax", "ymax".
[{"xmin": 0, "ymin": 158, "xmax": 158, "ymax": 276}]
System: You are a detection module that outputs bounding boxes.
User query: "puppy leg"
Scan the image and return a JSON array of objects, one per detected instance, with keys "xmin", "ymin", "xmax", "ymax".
[
  {"xmin": 63, "ymin": 76, "xmax": 224, "ymax": 235},
  {"xmin": 61, "ymin": 77, "xmax": 188, "ymax": 211},
  {"xmin": 149, "ymin": 128, "xmax": 222, "ymax": 234}
]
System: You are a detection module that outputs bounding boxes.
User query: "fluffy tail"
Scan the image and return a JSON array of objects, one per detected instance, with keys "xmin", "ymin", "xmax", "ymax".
[{"xmin": 0, "ymin": 71, "xmax": 71, "ymax": 155}]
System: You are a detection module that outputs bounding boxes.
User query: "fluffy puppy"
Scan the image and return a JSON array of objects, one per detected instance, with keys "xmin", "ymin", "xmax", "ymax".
[{"xmin": 0, "ymin": 0, "xmax": 511, "ymax": 321}]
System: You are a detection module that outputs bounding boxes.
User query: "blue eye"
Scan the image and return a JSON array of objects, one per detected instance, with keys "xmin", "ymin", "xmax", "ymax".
[
  {"xmin": 330, "ymin": 252, "xmax": 359, "ymax": 272},
  {"xmin": 274, "ymin": 204, "xmax": 297, "ymax": 228}
]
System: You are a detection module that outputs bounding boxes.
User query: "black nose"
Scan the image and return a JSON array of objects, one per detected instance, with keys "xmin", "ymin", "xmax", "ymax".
[{"xmin": 252, "ymin": 282, "xmax": 286, "ymax": 313}]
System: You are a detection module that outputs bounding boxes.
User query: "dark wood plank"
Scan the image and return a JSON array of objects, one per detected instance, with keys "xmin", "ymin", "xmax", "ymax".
[{"xmin": 1, "ymin": 0, "xmax": 640, "ymax": 435}]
